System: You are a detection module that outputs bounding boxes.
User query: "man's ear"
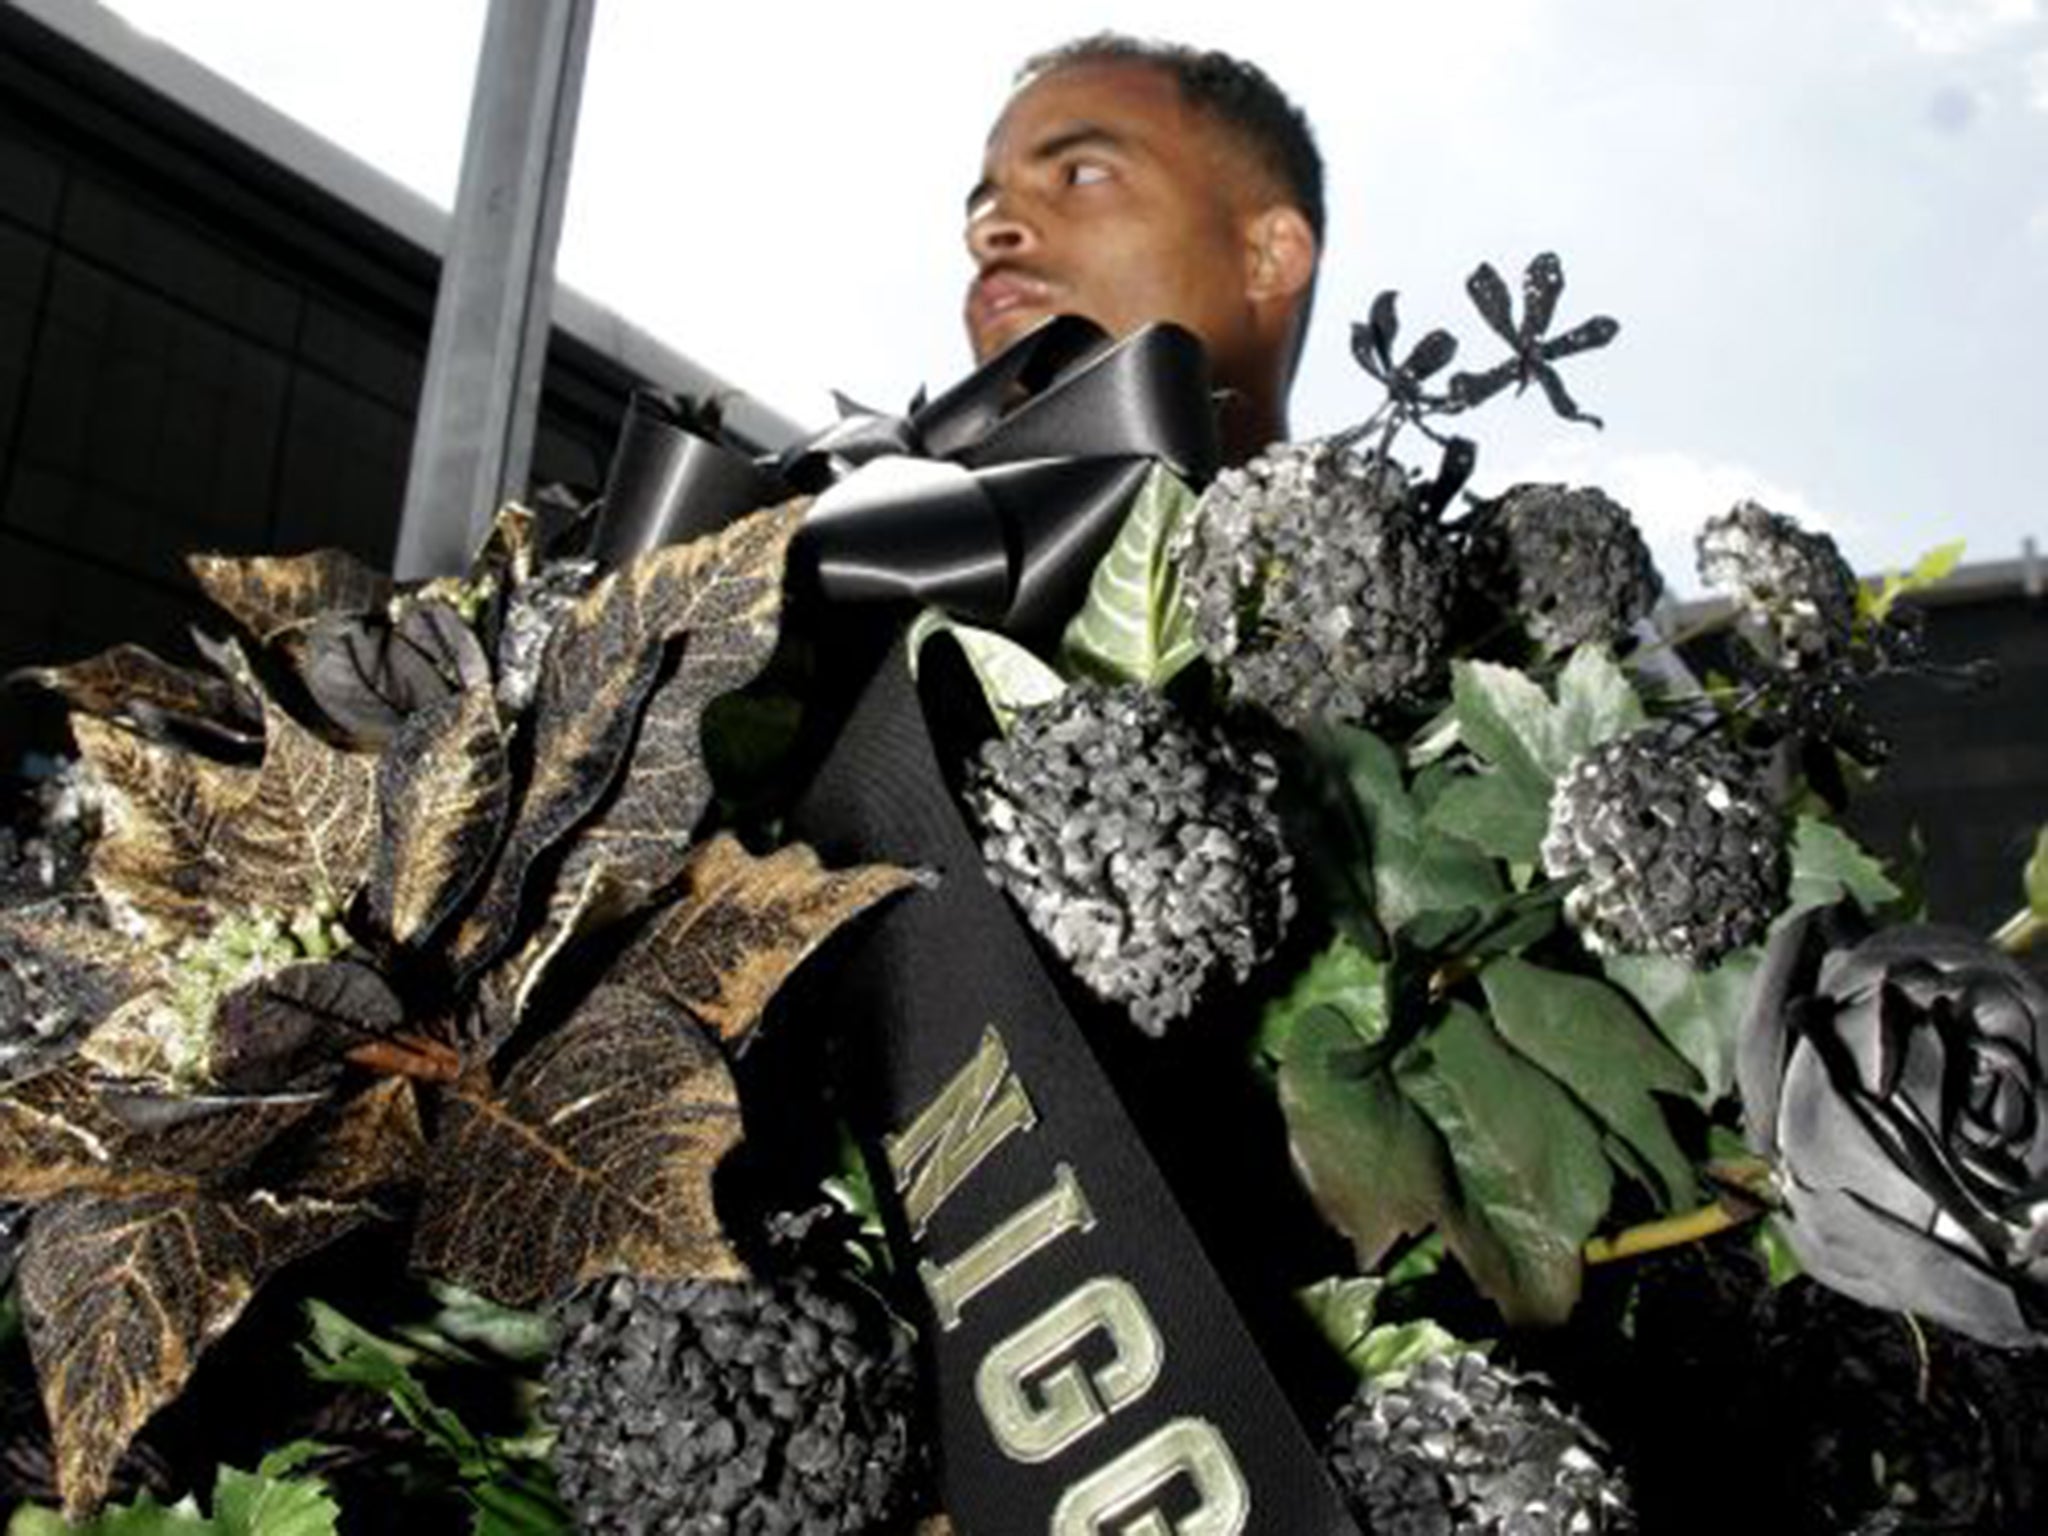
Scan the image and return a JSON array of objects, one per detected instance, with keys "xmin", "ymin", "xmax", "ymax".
[{"xmin": 1245, "ymin": 206, "xmax": 1317, "ymax": 304}]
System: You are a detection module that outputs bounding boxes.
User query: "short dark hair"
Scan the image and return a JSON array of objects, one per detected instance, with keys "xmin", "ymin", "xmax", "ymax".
[{"xmin": 1017, "ymin": 33, "xmax": 1326, "ymax": 245}]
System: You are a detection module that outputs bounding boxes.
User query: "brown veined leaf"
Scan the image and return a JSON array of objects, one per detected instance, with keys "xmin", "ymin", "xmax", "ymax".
[
  {"xmin": 257, "ymin": 1077, "xmax": 426, "ymax": 1202},
  {"xmin": 544, "ymin": 505, "xmax": 801, "ymax": 922},
  {"xmin": 476, "ymin": 863, "xmax": 634, "ymax": 1057},
  {"xmin": 611, "ymin": 834, "xmax": 920, "ymax": 1047},
  {"xmin": 18, "ymin": 1182, "xmax": 368, "ymax": 1518},
  {"xmin": 188, "ymin": 548, "xmax": 393, "ymax": 643},
  {"xmin": 409, "ymin": 984, "xmax": 744, "ymax": 1307},
  {"xmin": 72, "ymin": 715, "xmax": 257, "ymax": 939},
  {"xmin": 0, "ymin": 914, "xmax": 161, "ymax": 1085},
  {"xmin": 215, "ymin": 695, "xmax": 378, "ymax": 916},
  {"xmin": 449, "ymin": 502, "xmax": 806, "ymax": 978},
  {"xmin": 368, "ymin": 682, "xmax": 509, "ymax": 948},
  {"xmin": 0, "ymin": 1061, "xmax": 179, "ymax": 1202},
  {"xmin": 11, "ymin": 644, "xmax": 259, "ymax": 747},
  {"xmin": 471, "ymin": 503, "xmax": 538, "ymax": 588}
]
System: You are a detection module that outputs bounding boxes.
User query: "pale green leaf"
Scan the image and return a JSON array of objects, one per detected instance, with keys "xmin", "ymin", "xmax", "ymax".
[
  {"xmin": 1424, "ymin": 771, "xmax": 1549, "ymax": 867},
  {"xmin": 906, "ymin": 610, "xmax": 1065, "ymax": 732},
  {"xmin": 1549, "ymin": 647, "xmax": 1646, "ymax": 770},
  {"xmin": 1348, "ymin": 1319, "xmax": 1467, "ymax": 1381},
  {"xmin": 1450, "ymin": 661, "xmax": 1556, "ymax": 785},
  {"xmin": 209, "ymin": 1461, "xmax": 341, "ymax": 1536},
  {"xmin": 1322, "ymin": 725, "xmax": 1504, "ymax": 930},
  {"xmin": 1783, "ymin": 816, "xmax": 1901, "ymax": 920},
  {"xmin": 2026, "ymin": 825, "xmax": 2048, "ymax": 918},
  {"xmin": 1059, "ymin": 465, "xmax": 1202, "ymax": 687}
]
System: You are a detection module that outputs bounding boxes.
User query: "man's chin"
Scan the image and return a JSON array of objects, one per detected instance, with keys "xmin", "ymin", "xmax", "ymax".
[{"xmin": 969, "ymin": 307, "xmax": 1061, "ymax": 361}]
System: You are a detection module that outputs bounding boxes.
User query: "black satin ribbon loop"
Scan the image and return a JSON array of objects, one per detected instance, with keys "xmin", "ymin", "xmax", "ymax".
[{"xmin": 588, "ymin": 317, "xmax": 1216, "ymax": 648}]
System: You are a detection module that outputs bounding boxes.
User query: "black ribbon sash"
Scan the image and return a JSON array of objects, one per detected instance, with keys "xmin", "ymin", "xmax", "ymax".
[
  {"xmin": 791, "ymin": 643, "xmax": 1363, "ymax": 1535},
  {"xmin": 593, "ymin": 318, "xmax": 1364, "ymax": 1531}
]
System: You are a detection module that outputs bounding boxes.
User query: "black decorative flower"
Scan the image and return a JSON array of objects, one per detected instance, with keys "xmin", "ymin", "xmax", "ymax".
[
  {"xmin": 1447, "ymin": 254, "xmax": 1620, "ymax": 427},
  {"xmin": 1738, "ymin": 905, "xmax": 2048, "ymax": 1349}
]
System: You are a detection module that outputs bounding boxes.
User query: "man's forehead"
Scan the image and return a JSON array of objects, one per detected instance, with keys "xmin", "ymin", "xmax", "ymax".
[{"xmin": 982, "ymin": 58, "xmax": 1190, "ymax": 159}]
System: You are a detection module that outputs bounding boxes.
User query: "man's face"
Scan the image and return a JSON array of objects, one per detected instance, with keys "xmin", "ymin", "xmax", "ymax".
[{"xmin": 964, "ymin": 61, "xmax": 1263, "ymax": 374}]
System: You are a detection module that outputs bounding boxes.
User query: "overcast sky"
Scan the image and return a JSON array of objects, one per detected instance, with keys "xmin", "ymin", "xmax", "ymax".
[{"xmin": 98, "ymin": 0, "xmax": 2048, "ymax": 592}]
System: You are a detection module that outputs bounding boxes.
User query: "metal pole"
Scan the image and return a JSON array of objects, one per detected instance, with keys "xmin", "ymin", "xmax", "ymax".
[{"xmin": 393, "ymin": 0, "xmax": 596, "ymax": 579}]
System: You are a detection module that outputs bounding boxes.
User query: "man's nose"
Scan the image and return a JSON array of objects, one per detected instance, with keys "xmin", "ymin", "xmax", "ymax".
[{"xmin": 967, "ymin": 196, "xmax": 1036, "ymax": 264}]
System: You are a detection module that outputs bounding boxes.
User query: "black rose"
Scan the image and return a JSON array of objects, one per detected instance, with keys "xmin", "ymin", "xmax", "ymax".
[{"xmin": 1738, "ymin": 904, "xmax": 2048, "ymax": 1349}]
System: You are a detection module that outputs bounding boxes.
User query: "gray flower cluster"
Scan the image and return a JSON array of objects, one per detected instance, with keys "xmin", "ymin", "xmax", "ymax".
[
  {"xmin": 1325, "ymin": 1351, "xmax": 1635, "ymax": 1535},
  {"xmin": 1541, "ymin": 722, "xmax": 1784, "ymax": 966},
  {"xmin": 1459, "ymin": 484, "xmax": 1662, "ymax": 654},
  {"xmin": 966, "ymin": 683, "xmax": 1295, "ymax": 1035},
  {"xmin": 545, "ymin": 1270, "xmax": 921, "ymax": 1535}
]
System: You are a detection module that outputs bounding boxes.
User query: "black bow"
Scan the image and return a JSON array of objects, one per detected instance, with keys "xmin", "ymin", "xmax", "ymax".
[{"xmin": 588, "ymin": 317, "xmax": 1217, "ymax": 645}]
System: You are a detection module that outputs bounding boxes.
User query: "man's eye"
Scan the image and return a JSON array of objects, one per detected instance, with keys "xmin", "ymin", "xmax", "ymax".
[{"xmin": 1065, "ymin": 161, "xmax": 1112, "ymax": 187}]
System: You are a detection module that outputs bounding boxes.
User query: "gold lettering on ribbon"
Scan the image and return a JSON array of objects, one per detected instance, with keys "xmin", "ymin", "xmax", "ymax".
[
  {"xmin": 920, "ymin": 1162, "xmax": 1095, "ymax": 1331},
  {"xmin": 885, "ymin": 1025, "xmax": 1038, "ymax": 1237},
  {"xmin": 1050, "ymin": 1418, "xmax": 1250, "ymax": 1536},
  {"xmin": 976, "ymin": 1276, "xmax": 1164, "ymax": 1463}
]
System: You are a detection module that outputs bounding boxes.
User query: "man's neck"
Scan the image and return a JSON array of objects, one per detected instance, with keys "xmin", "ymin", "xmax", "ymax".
[{"xmin": 1216, "ymin": 387, "xmax": 1288, "ymax": 468}]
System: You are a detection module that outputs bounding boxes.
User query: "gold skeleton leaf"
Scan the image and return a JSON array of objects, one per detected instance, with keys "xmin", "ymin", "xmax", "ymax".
[
  {"xmin": 369, "ymin": 682, "xmax": 510, "ymax": 947},
  {"xmin": 188, "ymin": 548, "xmax": 393, "ymax": 643},
  {"xmin": 19, "ymin": 1183, "xmax": 370, "ymax": 1519},
  {"xmin": 71, "ymin": 715, "xmax": 257, "ymax": 939},
  {"xmin": 219, "ymin": 697, "xmax": 379, "ymax": 916},
  {"xmin": 0, "ymin": 912, "xmax": 159, "ymax": 1051},
  {"xmin": 615, "ymin": 834, "xmax": 920, "ymax": 1046},
  {"xmin": 14, "ymin": 644, "xmax": 252, "ymax": 736},
  {"xmin": 0, "ymin": 1061, "xmax": 180, "ymax": 1202},
  {"xmin": 452, "ymin": 502, "xmax": 806, "ymax": 976},
  {"xmin": 409, "ymin": 984, "xmax": 745, "ymax": 1307}
]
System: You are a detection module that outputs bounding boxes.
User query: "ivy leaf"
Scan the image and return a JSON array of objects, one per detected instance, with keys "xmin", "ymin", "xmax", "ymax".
[
  {"xmin": 1423, "ymin": 772, "xmax": 1549, "ymax": 868},
  {"xmin": 410, "ymin": 985, "xmax": 745, "ymax": 1307},
  {"xmin": 1478, "ymin": 956, "xmax": 1701, "ymax": 1208},
  {"xmin": 610, "ymin": 834, "xmax": 919, "ymax": 1049},
  {"xmin": 1601, "ymin": 948, "xmax": 1761, "ymax": 1105},
  {"xmin": 209, "ymin": 1455, "xmax": 342, "ymax": 1536},
  {"xmin": 1059, "ymin": 465, "xmax": 1202, "ymax": 688},
  {"xmin": 1279, "ymin": 1007, "xmax": 1512, "ymax": 1279},
  {"xmin": 1314, "ymin": 725, "xmax": 1502, "ymax": 933},
  {"xmin": 369, "ymin": 683, "xmax": 510, "ymax": 949},
  {"xmin": 907, "ymin": 612, "xmax": 1065, "ymax": 733},
  {"xmin": 1783, "ymin": 816, "xmax": 1901, "ymax": 920},
  {"xmin": 188, "ymin": 550, "xmax": 393, "ymax": 646},
  {"xmin": 18, "ymin": 1184, "xmax": 369, "ymax": 1518},
  {"xmin": 452, "ymin": 504, "xmax": 804, "ymax": 978},
  {"xmin": 4, "ymin": 1493, "xmax": 208, "ymax": 1533},
  {"xmin": 1257, "ymin": 934, "xmax": 1390, "ymax": 1068},
  {"xmin": 1449, "ymin": 661, "xmax": 1556, "ymax": 784},
  {"xmin": 12, "ymin": 645, "xmax": 259, "ymax": 750},
  {"xmin": 1395, "ymin": 1002, "xmax": 1611, "ymax": 1324}
]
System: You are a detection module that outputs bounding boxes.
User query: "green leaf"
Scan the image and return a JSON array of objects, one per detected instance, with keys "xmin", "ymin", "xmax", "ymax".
[
  {"xmin": 1783, "ymin": 816, "xmax": 1900, "ymax": 920},
  {"xmin": 1059, "ymin": 465, "xmax": 1202, "ymax": 687},
  {"xmin": 1257, "ymin": 935, "xmax": 1390, "ymax": 1067},
  {"xmin": 420, "ymin": 1282, "xmax": 555, "ymax": 1366},
  {"xmin": 209, "ymin": 1461, "xmax": 341, "ymax": 1536},
  {"xmin": 1602, "ymin": 949, "xmax": 1761, "ymax": 1105},
  {"xmin": 7, "ymin": 1496, "xmax": 207, "ymax": 1535},
  {"xmin": 1757, "ymin": 1217, "xmax": 1804, "ymax": 1287},
  {"xmin": 1280, "ymin": 1009, "xmax": 1505, "ymax": 1276},
  {"xmin": 1296, "ymin": 1276, "xmax": 1464, "ymax": 1382},
  {"xmin": 907, "ymin": 611, "xmax": 1065, "ymax": 732},
  {"xmin": 1449, "ymin": 661, "xmax": 1557, "ymax": 785},
  {"xmin": 1478, "ymin": 957, "xmax": 1702, "ymax": 1208},
  {"xmin": 1348, "ymin": 1319, "xmax": 1467, "ymax": 1381},
  {"xmin": 1319, "ymin": 725, "xmax": 1504, "ymax": 931},
  {"xmin": 1424, "ymin": 771, "xmax": 1549, "ymax": 867},
  {"xmin": 1396, "ymin": 1003, "xmax": 1612, "ymax": 1324},
  {"xmin": 1549, "ymin": 647, "xmax": 1646, "ymax": 770},
  {"xmin": 1863, "ymin": 540, "xmax": 1965, "ymax": 627},
  {"xmin": 2026, "ymin": 825, "xmax": 2048, "ymax": 918},
  {"xmin": 465, "ymin": 1480, "xmax": 572, "ymax": 1536},
  {"xmin": 301, "ymin": 1300, "xmax": 489, "ymax": 1477}
]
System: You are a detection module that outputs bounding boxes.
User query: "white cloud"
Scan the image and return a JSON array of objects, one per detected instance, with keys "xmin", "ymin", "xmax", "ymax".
[
  {"xmin": 1886, "ymin": 0, "xmax": 2037, "ymax": 55},
  {"xmin": 1483, "ymin": 444, "xmax": 1844, "ymax": 597},
  {"xmin": 2029, "ymin": 204, "xmax": 2048, "ymax": 240},
  {"xmin": 2026, "ymin": 47, "xmax": 2048, "ymax": 107}
]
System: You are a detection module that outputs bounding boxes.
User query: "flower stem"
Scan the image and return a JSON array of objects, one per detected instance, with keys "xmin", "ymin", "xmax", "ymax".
[
  {"xmin": 346, "ymin": 1033, "xmax": 464, "ymax": 1083},
  {"xmin": 1992, "ymin": 907, "xmax": 2045, "ymax": 955},
  {"xmin": 1583, "ymin": 1201, "xmax": 1756, "ymax": 1265}
]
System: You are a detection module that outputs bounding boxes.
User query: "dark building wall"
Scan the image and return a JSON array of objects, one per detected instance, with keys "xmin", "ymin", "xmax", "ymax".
[{"xmin": 0, "ymin": 5, "xmax": 706, "ymax": 760}]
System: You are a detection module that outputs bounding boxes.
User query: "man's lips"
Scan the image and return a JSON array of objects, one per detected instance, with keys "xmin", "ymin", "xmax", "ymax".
[{"xmin": 967, "ymin": 269, "xmax": 1055, "ymax": 343}]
